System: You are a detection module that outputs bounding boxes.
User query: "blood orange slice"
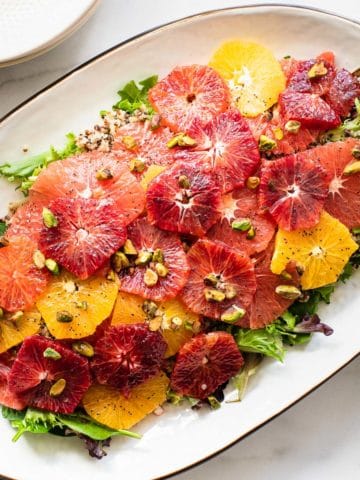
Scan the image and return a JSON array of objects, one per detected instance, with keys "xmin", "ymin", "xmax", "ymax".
[
  {"xmin": 112, "ymin": 121, "xmax": 177, "ymax": 173},
  {"xmin": 0, "ymin": 356, "xmax": 26, "ymax": 410},
  {"xmin": 170, "ymin": 332, "xmax": 243, "ymax": 399},
  {"xmin": 148, "ymin": 65, "xmax": 230, "ymax": 132},
  {"xmin": 244, "ymin": 243, "xmax": 300, "ymax": 329},
  {"xmin": 324, "ymin": 68, "xmax": 360, "ymax": 117},
  {"xmin": 5, "ymin": 201, "xmax": 43, "ymax": 244},
  {"xmin": 36, "ymin": 272, "xmax": 118, "ymax": 339},
  {"xmin": 181, "ymin": 239, "xmax": 256, "ymax": 321},
  {"xmin": 279, "ymin": 91, "xmax": 340, "ymax": 130},
  {"xmin": 118, "ymin": 217, "xmax": 189, "ymax": 302},
  {"xmin": 0, "ymin": 309, "xmax": 41, "ymax": 354},
  {"xmin": 206, "ymin": 187, "xmax": 275, "ymax": 256},
  {"xmin": 146, "ymin": 160, "xmax": 222, "ymax": 237},
  {"xmin": 176, "ymin": 109, "xmax": 260, "ymax": 193},
  {"xmin": 0, "ymin": 238, "xmax": 49, "ymax": 312},
  {"xmin": 309, "ymin": 138, "xmax": 360, "ymax": 228},
  {"xmin": 83, "ymin": 372, "xmax": 169, "ymax": 430},
  {"xmin": 39, "ymin": 197, "xmax": 126, "ymax": 280},
  {"xmin": 8, "ymin": 335, "xmax": 91, "ymax": 413},
  {"xmin": 30, "ymin": 151, "xmax": 145, "ymax": 226},
  {"xmin": 259, "ymin": 154, "xmax": 330, "ymax": 231},
  {"xmin": 91, "ymin": 324, "xmax": 167, "ymax": 393}
]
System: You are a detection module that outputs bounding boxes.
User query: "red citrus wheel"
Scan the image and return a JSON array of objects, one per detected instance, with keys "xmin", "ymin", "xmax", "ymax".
[
  {"xmin": 30, "ymin": 151, "xmax": 145, "ymax": 226},
  {"xmin": 148, "ymin": 65, "xmax": 230, "ymax": 132},
  {"xmin": 5, "ymin": 201, "xmax": 43, "ymax": 244}
]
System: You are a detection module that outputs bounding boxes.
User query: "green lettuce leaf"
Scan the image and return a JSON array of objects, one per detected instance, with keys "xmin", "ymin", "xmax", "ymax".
[
  {"xmin": 228, "ymin": 353, "xmax": 263, "ymax": 402},
  {"xmin": 321, "ymin": 97, "xmax": 360, "ymax": 142},
  {"xmin": 113, "ymin": 75, "xmax": 158, "ymax": 113},
  {"xmin": 0, "ymin": 221, "xmax": 7, "ymax": 236},
  {"xmin": 235, "ymin": 328, "xmax": 285, "ymax": 362}
]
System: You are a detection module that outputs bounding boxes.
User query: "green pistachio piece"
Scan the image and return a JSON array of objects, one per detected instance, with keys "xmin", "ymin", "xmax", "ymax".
[
  {"xmin": 43, "ymin": 347, "xmax": 62, "ymax": 360},
  {"xmin": 275, "ymin": 285, "xmax": 302, "ymax": 300},
  {"xmin": 259, "ymin": 135, "xmax": 277, "ymax": 152},
  {"xmin": 49, "ymin": 378, "xmax": 66, "ymax": 397},
  {"xmin": 284, "ymin": 120, "xmax": 301, "ymax": 134},
  {"xmin": 42, "ymin": 207, "xmax": 58, "ymax": 228},
  {"xmin": 204, "ymin": 288, "xmax": 226, "ymax": 302},
  {"xmin": 231, "ymin": 218, "xmax": 252, "ymax": 232}
]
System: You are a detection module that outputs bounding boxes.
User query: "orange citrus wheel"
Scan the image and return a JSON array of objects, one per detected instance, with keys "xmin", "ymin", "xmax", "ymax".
[
  {"xmin": 0, "ymin": 309, "xmax": 41, "ymax": 354},
  {"xmin": 140, "ymin": 165, "xmax": 167, "ymax": 190},
  {"xmin": 111, "ymin": 293, "xmax": 197, "ymax": 357},
  {"xmin": 209, "ymin": 40, "xmax": 286, "ymax": 117},
  {"xmin": 36, "ymin": 272, "xmax": 118, "ymax": 339},
  {"xmin": 82, "ymin": 371, "xmax": 169, "ymax": 430},
  {"xmin": 271, "ymin": 211, "xmax": 358, "ymax": 290}
]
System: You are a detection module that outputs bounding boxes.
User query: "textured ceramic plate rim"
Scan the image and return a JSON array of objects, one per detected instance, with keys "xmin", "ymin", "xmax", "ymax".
[
  {"xmin": 0, "ymin": 0, "xmax": 101, "ymax": 67},
  {"xmin": 0, "ymin": 4, "xmax": 359, "ymax": 480}
]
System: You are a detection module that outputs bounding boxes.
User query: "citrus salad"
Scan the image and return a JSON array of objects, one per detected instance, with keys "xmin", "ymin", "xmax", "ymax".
[{"xmin": 0, "ymin": 40, "xmax": 360, "ymax": 458}]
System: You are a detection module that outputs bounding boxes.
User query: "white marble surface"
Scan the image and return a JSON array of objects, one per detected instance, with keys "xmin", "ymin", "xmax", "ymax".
[{"xmin": 0, "ymin": 1, "xmax": 359, "ymax": 479}]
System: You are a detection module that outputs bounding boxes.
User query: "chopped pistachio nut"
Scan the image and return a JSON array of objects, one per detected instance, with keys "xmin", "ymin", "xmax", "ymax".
[
  {"xmin": 122, "ymin": 135, "xmax": 137, "ymax": 149},
  {"xmin": 171, "ymin": 316, "xmax": 183, "ymax": 329},
  {"xmin": 49, "ymin": 378, "xmax": 66, "ymax": 397},
  {"xmin": 207, "ymin": 395, "xmax": 221, "ymax": 410},
  {"xmin": 72, "ymin": 341, "xmax": 94, "ymax": 358},
  {"xmin": 246, "ymin": 226, "xmax": 256, "ymax": 240},
  {"xmin": 351, "ymin": 227, "xmax": 360, "ymax": 235},
  {"xmin": 142, "ymin": 300, "xmax": 158, "ymax": 318},
  {"xmin": 75, "ymin": 301, "xmax": 88, "ymax": 310},
  {"xmin": 273, "ymin": 127, "xmax": 284, "ymax": 140},
  {"xmin": 275, "ymin": 285, "xmax": 302, "ymax": 300},
  {"xmin": 231, "ymin": 218, "xmax": 252, "ymax": 232},
  {"xmin": 43, "ymin": 347, "xmax": 62, "ymax": 360},
  {"xmin": 144, "ymin": 268, "xmax": 158, "ymax": 286},
  {"xmin": 33, "ymin": 250, "xmax": 46, "ymax": 269},
  {"xmin": 42, "ymin": 207, "xmax": 58, "ymax": 228},
  {"xmin": 203, "ymin": 273, "xmax": 219, "ymax": 287},
  {"xmin": 129, "ymin": 158, "xmax": 146, "ymax": 173},
  {"xmin": 343, "ymin": 160, "xmax": 360, "ymax": 175},
  {"xmin": 204, "ymin": 288, "xmax": 226, "ymax": 302},
  {"xmin": 0, "ymin": 308, "xmax": 3, "ymax": 318},
  {"xmin": 284, "ymin": 120, "xmax": 301, "ymax": 134},
  {"xmin": 166, "ymin": 389, "xmax": 183, "ymax": 405},
  {"xmin": 112, "ymin": 251, "xmax": 130, "ymax": 272},
  {"xmin": 224, "ymin": 284, "xmax": 237, "ymax": 300},
  {"xmin": 155, "ymin": 262, "xmax": 168, "ymax": 277},
  {"xmin": 220, "ymin": 305, "xmax": 246, "ymax": 323},
  {"xmin": 148, "ymin": 315, "xmax": 162, "ymax": 331},
  {"xmin": 123, "ymin": 239, "xmax": 138, "ymax": 255},
  {"xmin": 63, "ymin": 280, "xmax": 77, "ymax": 294},
  {"xmin": 152, "ymin": 248, "xmax": 164, "ymax": 263},
  {"xmin": 246, "ymin": 176, "xmax": 260, "ymax": 189},
  {"xmin": 96, "ymin": 168, "xmax": 113, "ymax": 180},
  {"xmin": 280, "ymin": 270, "xmax": 292, "ymax": 281},
  {"xmin": 10, "ymin": 311, "xmax": 24, "ymax": 321},
  {"xmin": 308, "ymin": 61, "xmax": 328, "ymax": 79},
  {"xmin": 259, "ymin": 135, "xmax": 277, "ymax": 152},
  {"xmin": 135, "ymin": 250, "xmax": 153, "ymax": 266},
  {"xmin": 178, "ymin": 175, "xmax": 191, "ymax": 189},
  {"xmin": 167, "ymin": 133, "xmax": 197, "ymax": 148},
  {"xmin": 56, "ymin": 310, "xmax": 73, "ymax": 323},
  {"xmin": 352, "ymin": 147, "xmax": 360, "ymax": 160},
  {"xmin": 45, "ymin": 259, "xmax": 60, "ymax": 275}
]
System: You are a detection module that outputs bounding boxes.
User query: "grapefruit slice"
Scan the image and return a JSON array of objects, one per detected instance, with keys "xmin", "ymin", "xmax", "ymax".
[
  {"xmin": 209, "ymin": 40, "xmax": 285, "ymax": 117},
  {"xmin": 206, "ymin": 187, "xmax": 276, "ymax": 256},
  {"xmin": 244, "ymin": 243, "xmax": 301, "ymax": 329},
  {"xmin": 279, "ymin": 91, "xmax": 340, "ymax": 130},
  {"xmin": 176, "ymin": 109, "xmax": 260, "ymax": 193},
  {"xmin": 30, "ymin": 151, "xmax": 145, "ymax": 226},
  {"xmin": 0, "ymin": 238, "xmax": 49, "ymax": 312},
  {"xmin": 82, "ymin": 371, "xmax": 169, "ymax": 430},
  {"xmin": 118, "ymin": 218, "xmax": 189, "ymax": 302},
  {"xmin": 112, "ymin": 121, "xmax": 177, "ymax": 173},
  {"xmin": 8, "ymin": 335, "xmax": 91, "ymax": 414},
  {"xmin": 39, "ymin": 197, "xmax": 127, "ymax": 280},
  {"xmin": 5, "ymin": 201, "xmax": 43, "ymax": 244},
  {"xmin": 181, "ymin": 239, "xmax": 256, "ymax": 321},
  {"xmin": 170, "ymin": 332, "xmax": 243, "ymax": 399},
  {"xmin": 146, "ymin": 160, "xmax": 222, "ymax": 237},
  {"xmin": 259, "ymin": 153, "xmax": 330, "ymax": 231},
  {"xmin": 312, "ymin": 139, "xmax": 360, "ymax": 229},
  {"xmin": 111, "ymin": 293, "xmax": 197, "ymax": 358},
  {"xmin": 271, "ymin": 211, "xmax": 358, "ymax": 290},
  {"xmin": 36, "ymin": 272, "xmax": 118, "ymax": 339},
  {"xmin": 148, "ymin": 65, "xmax": 230, "ymax": 132},
  {"xmin": 0, "ymin": 309, "xmax": 41, "ymax": 354}
]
